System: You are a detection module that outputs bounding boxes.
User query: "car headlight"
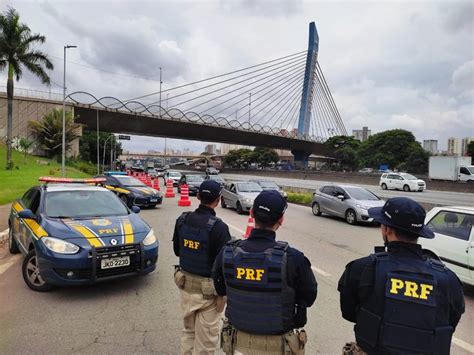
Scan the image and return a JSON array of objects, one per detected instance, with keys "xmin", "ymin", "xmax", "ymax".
[
  {"xmin": 42, "ymin": 237, "xmax": 80, "ymax": 254},
  {"xmin": 243, "ymin": 198, "xmax": 254, "ymax": 204},
  {"xmin": 143, "ymin": 229, "xmax": 157, "ymax": 246},
  {"xmin": 281, "ymin": 191, "xmax": 287, "ymax": 198},
  {"xmin": 356, "ymin": 204, "xmax": 368, "ymax": 210}
]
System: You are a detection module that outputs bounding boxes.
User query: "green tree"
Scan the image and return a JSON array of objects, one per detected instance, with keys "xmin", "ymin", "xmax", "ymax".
[
  {"xmin": 324, "ymin": 135, "xmax": 361, "ymax": 171},
  {"xmin": 18, "ymin": 137, "xmax": 34, "ymax": 159},
  {"xmin": 29, "ymin": 109, "xmax": 81, "ymax": 160},
  {"xmin": 358, "ymin": 129, "xmax": 420, "ymax": 169},
  {"xmin": 79, "ymin": 130, "xmax": 122, "ymax": 165},
  {"xmin": 467, "ymin": 141, "xmax": 474, "ymax": 164},
  {"xmin": 0, "ymin": 7, "xmax": 53, "ymax": 168},
  {"xmin": 224, "ymin": 148, "xmax": 253, "ymax": 168},
  {"xmin": 252, "ymin": 147, "xmax": 279, "ymax": 167}
]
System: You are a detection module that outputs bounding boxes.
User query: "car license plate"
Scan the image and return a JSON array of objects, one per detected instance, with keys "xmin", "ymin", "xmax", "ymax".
[
  {"xmin": 150, "ymin": 198, "xmax": 158, "ymax": 202},
  {"xmin": 101, "ymin": 256, "xmax": 130, "ymax": 269}
]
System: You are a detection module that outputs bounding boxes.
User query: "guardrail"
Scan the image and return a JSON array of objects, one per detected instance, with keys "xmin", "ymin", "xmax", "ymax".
[{"xmin": 0, "ymin": 86, "xmax": 63, "ymax": 102}]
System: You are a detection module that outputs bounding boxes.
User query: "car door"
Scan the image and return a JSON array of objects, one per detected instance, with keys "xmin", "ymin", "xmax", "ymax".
[
  {"xmin": 17, "ymin": 188, "xmax": 41, "ymax": 249},
  {"xmin": 459, "ymin": 167, "xmax": 471, "ymax": 182},
  {"xmin": 228, "ymin": 184, "xmax": 238, "ymax": 208},
  {"xmin": 426, "ymin": 210, "xmax": 472, "ymax": 283},
  {"xmin": 318, "ymin": 186, "xmax": 336, "ymax": 215},
  {"xmin": 331, "ymin": 187, "xmax": 347, "ymax": 217}
]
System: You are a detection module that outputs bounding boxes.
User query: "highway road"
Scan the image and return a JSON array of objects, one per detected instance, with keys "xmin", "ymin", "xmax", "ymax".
[
  {"xmin": 221, "ymin": 173, "xmax": 474, "ymax": 207},
  {"xmin": 0, "ymin": 196, "xmax": 473, "ymax": 354}
]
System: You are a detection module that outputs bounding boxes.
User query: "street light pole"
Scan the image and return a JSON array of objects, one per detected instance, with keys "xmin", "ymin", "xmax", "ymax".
[
  {"xmin": 159, "ymin": 67, "xmax": 162, "ymax": 113},
  {"xmin": 102, "ymin": 135, "xmax": 113, "ymax": 173},
  {"xmin": 62, "ymin": 44, "xmax": 77, "ymax": 177},
  {"xmin": 96, "ymin": 110, "xmax": 100, "ymax": 175}
]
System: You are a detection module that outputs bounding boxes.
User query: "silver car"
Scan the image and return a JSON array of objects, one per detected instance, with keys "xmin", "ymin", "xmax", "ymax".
[
  {"xmin": 311, "ymin": 185, "xmax": 385, "ymax": 224},
  {"xmin": 221, "ymin": 181, "xmax": 263, "ymax": 214}
]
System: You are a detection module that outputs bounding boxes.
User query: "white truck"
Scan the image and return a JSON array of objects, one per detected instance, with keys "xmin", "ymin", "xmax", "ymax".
[{"xmin": 429, "ymin": 156, "xmax": 474, "ymax": 182}]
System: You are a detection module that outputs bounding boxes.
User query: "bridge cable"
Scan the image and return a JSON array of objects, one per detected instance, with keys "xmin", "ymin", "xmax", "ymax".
[
  {"xmin": 273, "ymin": 79, "xmax": 305, "ymax": 129},
  {"xmin": 314, "ymin": 77, "xmax": 335, "ymax": 138}
]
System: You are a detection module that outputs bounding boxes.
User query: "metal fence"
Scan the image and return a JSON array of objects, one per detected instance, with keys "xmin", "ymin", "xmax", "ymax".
[{"xmin": 0, "ymin": 86, "xmax": 63, "ymax": 102}]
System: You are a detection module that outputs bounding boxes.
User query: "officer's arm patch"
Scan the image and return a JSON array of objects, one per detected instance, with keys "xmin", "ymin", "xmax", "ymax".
[
  {"xmin": 234, "ymin": 265, "xmax": 268, "ymax": 284},
  {"xmin": 385, "ymin": 273, "xmax": 437, "ymax": 307}
]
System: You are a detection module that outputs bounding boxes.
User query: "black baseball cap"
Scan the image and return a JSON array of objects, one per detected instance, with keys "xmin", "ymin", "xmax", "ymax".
[
  {"xmin": 252, "ymin": 190, "xmax": 288, "ymax": 223},
  {"xmin": 198, "ymin": 180, "xmax": 222, "ymax": 202},
  {"xmin": 368, "ymin": 197, "xmax": 434, "ymax": 239}
]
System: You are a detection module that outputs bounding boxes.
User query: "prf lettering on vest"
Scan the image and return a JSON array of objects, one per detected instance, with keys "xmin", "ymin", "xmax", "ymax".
[
  {"xmin": 236, "ymin": 267, "xmax": 265, "ymax": 281},
  {"xmin": 183, "ymin": 239, "xmax": 200, "ymax": 250},
  {"xmin": 390, "ymin": 278, "xmax": 434, "ymax": 300}
]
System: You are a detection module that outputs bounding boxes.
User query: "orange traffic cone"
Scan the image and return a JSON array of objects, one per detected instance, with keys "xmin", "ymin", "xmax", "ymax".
[
  {"xmin": 145, "ymin": 174, "xmax": 152, "ymax": 187},
  {"xmin": 165, "ymin": 179, "xmax": 175, "ymax": 198},
  {"xmin": 178, "ymin": 184, "xmax": 191, "ymax": 206},
  {"xmin": 243, "ymin": 215, "xmax": 254, "ymax": 239},
  {"xmin": 152, "ymin": 177, "xmax": 160, "ymax": 191}
]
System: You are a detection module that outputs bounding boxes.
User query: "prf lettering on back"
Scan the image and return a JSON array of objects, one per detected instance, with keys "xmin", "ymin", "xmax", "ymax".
[
  {"xmin": 183, "ymin": 239, "xmax": 200, "ymax": 250},
  {"xmin": 390, "ymin": 278, "xmax": 434, "ymax": 300},
  {"xmin": 236, "ymin": 267, "xmax": 265, "ymax": 281},
  {"xmin": 98, "ymin": 228, "xmax": 118, "ymax": 235}
]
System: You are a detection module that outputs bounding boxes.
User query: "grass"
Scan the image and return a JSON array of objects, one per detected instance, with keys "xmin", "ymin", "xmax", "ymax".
[
  {"xmin": 286, "ymin": 191, "xmax": 313, "ymax": 206},
  {"xmin": 0, "ymin": 144, "xmax": 89, "ymax": 205}
]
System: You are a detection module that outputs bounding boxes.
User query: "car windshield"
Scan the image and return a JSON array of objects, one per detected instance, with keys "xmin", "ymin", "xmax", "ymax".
[
  {"xmin": 468, "ymin": 167, "xmax": 474, "ymax": 174},
  {"xmin": 169, "ymin": 172, "xmax": 181, "ymax": 177},
  {"xmin": 258, "ymin": 181, "xmax": 279, "ymax": 189},
  {"xmin": 187, "ymin": 175, "xmax": 204, "ymax": 182},
  {"xmin": 115, "ymin": 176, "xmax": 147, "ymax": 187},
  {"xmin": 44, "ymin": 190, "xmax": 128, "ymax": 218},
  {"xmin": 401, "ymin": 174, "xmax": 418, "ymax": 180},
  {"xmin": 237, "ymin": 182, "xmax": 263, "ymax": 193},
  {"xmin": 344, "ymin": 187, "xmax": 380, "ymax": 201}
]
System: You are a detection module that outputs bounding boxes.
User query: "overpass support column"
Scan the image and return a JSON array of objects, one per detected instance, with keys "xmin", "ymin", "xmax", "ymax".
[{"xmin": 291, "ymin": 150, "xmax": 311, "ymax": 169}]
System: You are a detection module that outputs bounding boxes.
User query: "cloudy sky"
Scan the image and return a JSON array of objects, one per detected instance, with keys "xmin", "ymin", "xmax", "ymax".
[{"xmin": 2, "ymin": 0, "xmax": 473, "ymax": 152}]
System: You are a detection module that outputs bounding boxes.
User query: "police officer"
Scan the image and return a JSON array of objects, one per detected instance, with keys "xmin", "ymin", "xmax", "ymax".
[
  {"xmin": 213, "ymin": 190, "xmax": 318, "ymax": 354},
  {"xmin": 338, "ymin": 197, "xmax": 465, "ymax": 355},
  {"xmin": 173, "ymin": 179, "xmax": 232, "ymax": 355}
]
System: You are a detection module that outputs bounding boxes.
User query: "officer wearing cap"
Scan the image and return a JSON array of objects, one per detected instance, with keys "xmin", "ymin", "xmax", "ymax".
[
  {"xmin": 338, "ymin": 197, "xmax": 465, "ymax": 355},
  {"xmin": 173, "ymin": 179, "xmax": 232, "ymax": 355},
  {"xmin": 213, "ymin": 190, "xmax": 318, "ymax": 354}
]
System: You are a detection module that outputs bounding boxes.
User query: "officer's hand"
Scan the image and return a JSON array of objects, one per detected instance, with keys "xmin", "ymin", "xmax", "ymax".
[{"xmin": 216, "ymin": 296, "xmax": 226, "ymax": 313}]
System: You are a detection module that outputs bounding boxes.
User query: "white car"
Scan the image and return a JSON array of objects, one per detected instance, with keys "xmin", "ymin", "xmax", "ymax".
[
  {"xmin": 420, "ymin": 206, "xmax": 474, "ymax": 286},
  {"xmin": 379, "ymin": 173, "xmax": 426, "ymax": 192}
]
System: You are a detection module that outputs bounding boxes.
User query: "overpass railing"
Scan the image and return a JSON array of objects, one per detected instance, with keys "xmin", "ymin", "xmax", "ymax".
[
  {"xmin": 0, "ymin": 86, "xmax": 63, "ymax": 102},
  {"xmin": 67, "ymin": 91, "xmax": 327, "ymax": 144}
]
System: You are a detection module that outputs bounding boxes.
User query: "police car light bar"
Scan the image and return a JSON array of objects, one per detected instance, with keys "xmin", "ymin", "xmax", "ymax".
[
  {"xmin": 39, "ymin": 177, "xmax": 107, "ymax": 184},
  {"xmin": 104, "ymin": 171, "xmax": 127, "ymax": 176}
]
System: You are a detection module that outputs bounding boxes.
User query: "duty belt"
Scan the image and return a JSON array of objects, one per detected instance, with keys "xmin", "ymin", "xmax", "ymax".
[{"xmin": 182, "ymin": 270, "xmax": 213, "ymax": 294}]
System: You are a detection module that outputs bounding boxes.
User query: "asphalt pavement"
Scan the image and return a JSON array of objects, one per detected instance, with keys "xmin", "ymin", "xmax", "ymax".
[
  {"xmin": 0, "ymin": 196, "xmax": 473, "ymax": 354},
  {"xmin": 221, "ymin": 173, "xmax": 474, "ymax": 207}
]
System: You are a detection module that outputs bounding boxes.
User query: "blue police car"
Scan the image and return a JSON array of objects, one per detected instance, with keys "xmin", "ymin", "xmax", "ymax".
[{"xmin": 7, "ymin": 177, "xmax": 159, "ymax": 292}]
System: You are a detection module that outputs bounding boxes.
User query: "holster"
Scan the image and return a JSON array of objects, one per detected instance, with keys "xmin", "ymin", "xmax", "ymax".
[
  {"xmin": 284, "ymin": 329, "xmax": 307, "ymax": 354},
  {"xmin": 173, "ymin": 265, "xmax": 185, "ymax": 289},
  {"xmin": 342, "ymin": 342, "xmax": 367, "ymax": 355},
  {"xmin": 221, "ymin": 319, "xmax": 235, "ymax": 354}
]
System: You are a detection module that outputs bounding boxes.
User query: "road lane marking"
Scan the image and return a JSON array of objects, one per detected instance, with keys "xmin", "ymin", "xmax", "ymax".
[
  {"xmin": 452, "ymin": 337, "xmax": 474, "ymax": 353},
  {"xmin": 311, "ymin": 266, "xmax": 331, "ymax": 277},
  {"xmin": 0, "ymin": 255, "xmax": 21, "ymax": 276},
  {"xmin": 227, "ymin": 223, "xmax": 246, "ymax": 235}
]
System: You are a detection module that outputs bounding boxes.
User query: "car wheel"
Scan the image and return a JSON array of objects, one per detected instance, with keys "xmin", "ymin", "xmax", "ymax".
[
  {"xmin": 381, "ymin": 183, "xmax": 387, "ymax": 190},
  {"xmin": 345, "ymin": 209, "xmax": 357, "ymax": 225},
  {"xmin": 120, "ymin": 195, "xmax": 130, "ymax": 207},
  {"xmin": 221, "ymin": 197, "xmax": 227, "ymax": 208},
  {"xmin": 8, "ymin": 226, "xmax": 20, "ymax": 254},
  {"xmin": 312, "ymin": 202, "xmax": 321, "ymax": 216},
  {"xmin": 22, "ymin": 249, "xmax": 52, "ymax": 292},
  {"xmin": 236, "ymin": 202, "xmax": 243, "ymax": 214},
  {"xmin": 403, "ymin": 184, "xmax": 411, "ymax": 192}
]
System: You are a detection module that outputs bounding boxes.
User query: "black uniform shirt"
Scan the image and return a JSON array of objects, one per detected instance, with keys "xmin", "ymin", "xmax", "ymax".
[
  {"xmin": 212, "ymin": 228, "xmax": 318, "ymax": 309},
  {"xmin": 338, "ymin": 241, "xmax": 465, "ymax": 329},
  {"xmin": 173, "ymin": 204, "xmax": 232, "ymax": 260}
]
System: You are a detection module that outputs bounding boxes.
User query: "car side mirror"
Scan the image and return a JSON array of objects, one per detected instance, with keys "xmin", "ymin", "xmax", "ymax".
[
  {"xmin": 337, "ymin": 195, "xmax": 345, "ymax": 201},
  {"xmin": 18, "ymin": 209, "xmax": 36, "ymax": 220},
  {"xmin": 131, "ymin": 206, "xmax": 141, "ymax": 214}
]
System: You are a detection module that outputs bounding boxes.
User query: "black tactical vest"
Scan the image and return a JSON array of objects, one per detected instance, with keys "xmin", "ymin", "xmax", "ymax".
[
  {"xmin": 223, "ymin": 240, "xmax": 296, "ymax": 335},
  {"xmin": 178, "ymin": 212, "xmax": 218, "ymax": 277},
  {"xmin": 355, "ymin": 252, "xmax": 453, "ymax": 355}
]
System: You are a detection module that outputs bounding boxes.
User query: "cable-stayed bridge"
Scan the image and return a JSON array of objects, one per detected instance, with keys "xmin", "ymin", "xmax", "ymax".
[{"xmin": 69, "ymin": 22, "xmax": 346, "ymax": 166}]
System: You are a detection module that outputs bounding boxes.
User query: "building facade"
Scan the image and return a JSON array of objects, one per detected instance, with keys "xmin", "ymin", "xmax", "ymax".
[
  {"xmin": 423, "ymin": 140, "xmax": 438, "ymax": 154},
  {"xmin": 447, "ymin": 137, "xmax": 462, "ymax": 156},
  {"xmin": 204, "ymin": 144, "xmax": 217, "ymax": 155},
  {"xmin": 461, "ymin": 137, "xmax": 474, "ymax": 156},
  {"xmin": 352, "ymin": 126, "xmax": 371, "ymax": 142}
]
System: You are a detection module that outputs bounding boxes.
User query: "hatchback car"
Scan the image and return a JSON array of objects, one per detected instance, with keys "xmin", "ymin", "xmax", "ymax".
[
  {"xmin": 165, "ymin": 171, "xmax": 182, "ymax": 186},
  {"xmin": 8, "ymin": 177, "xmax": 159, "ymax": 292},
  {"xmin": 250, "ymin": 180, "xmax": 287, "ymax": 200},
  {"xmin": 419, "ymin": 206, "xmax": 474, "ymax": 286},
  {"xmin": 98, "ymin": 172, "xmax": 162, "ymax": 208},
  {"xmin": 205, "ymin": 174, "xmax": 226, "ymax": 187},
  {"xmin": 380, "ymin": 173, "xmax": 426, "ymax": 192},
  {"xmin": 312, "ymin": 185, "xmax": 385, "ymax": 224},
  {"xmin": 221, "ymin": 181, "xmax": 263, "ymax": 214},
  {"xmin": 177, "ymin": 174, "xmax": 205, "ymax": 195}
]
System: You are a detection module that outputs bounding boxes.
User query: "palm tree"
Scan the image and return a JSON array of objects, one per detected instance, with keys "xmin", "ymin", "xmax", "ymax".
[{"xmin": 0, "ymin": 7, "xmax": 53, "ymax": 168}]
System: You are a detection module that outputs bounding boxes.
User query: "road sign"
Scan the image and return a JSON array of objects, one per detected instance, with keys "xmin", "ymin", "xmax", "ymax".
[{"xmin": 118, "ymin": 135, "xmax": 131, "ymax": 140}]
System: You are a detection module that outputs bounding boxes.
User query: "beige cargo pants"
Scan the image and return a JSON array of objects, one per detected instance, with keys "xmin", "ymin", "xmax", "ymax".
[{"xmin": 180, "ymin": 289, "xmax": 221, "ymax": 355}]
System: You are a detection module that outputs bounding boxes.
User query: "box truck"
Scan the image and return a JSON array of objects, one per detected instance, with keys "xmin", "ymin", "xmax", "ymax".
[{"xmin": 429, "ymin": 156, "xmax": 474, "ymax": 182}]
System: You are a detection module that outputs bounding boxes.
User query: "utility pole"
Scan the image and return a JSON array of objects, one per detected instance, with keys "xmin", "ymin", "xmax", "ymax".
[
  {"xmin": 96, "ymin": 110, "xmax": 100, "ymax": 175},
  {"xmin": 62, "ymin": 45, "xmax": 77, "ymax": 177},
  {"xmin": 110, "ymin": 135, "xmax": 114, "ymax": 171},
  {"xmin": 159, "ymin": 67, "xmax": 163, "ymax": 113}
]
